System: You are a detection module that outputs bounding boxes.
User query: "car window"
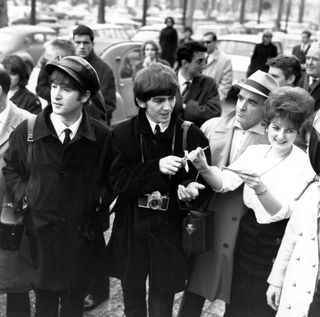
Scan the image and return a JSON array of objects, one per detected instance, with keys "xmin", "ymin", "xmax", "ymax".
[
  {"xmin": 29, "ymin": 33, "xmax": 46, "ymax": 45},
  {"xmin": 218, "ymin": 40, "xmax": 256, "ymax": 57},
  {"xmin": 120, "ymin": 48, "xmax": 142, "ymax": 79}
]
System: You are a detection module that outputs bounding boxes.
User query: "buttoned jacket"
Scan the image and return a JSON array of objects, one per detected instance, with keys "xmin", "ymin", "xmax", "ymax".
[{"xmin": 268, "ymin": 181, "xmax": 319, "ymax": 317}]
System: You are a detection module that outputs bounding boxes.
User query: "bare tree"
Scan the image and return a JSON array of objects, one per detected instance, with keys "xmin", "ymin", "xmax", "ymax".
[
  {"xmin": 0, "ymin": 0, "xmax": 8, "ymax": 27},
  {"xmin": 239, "ymin": 0, "xmax": 246, "ymax": 24},
  {"xmin": 30, "ymin": 0, "xmax": 36, "ymax": 25},
  {"xmin": 276, "ymin": 0, "xmax": 285, "ymax": 30},
  {"xmin": 298, "ymin": 0, "xmax": 305, "ymax": 23}
]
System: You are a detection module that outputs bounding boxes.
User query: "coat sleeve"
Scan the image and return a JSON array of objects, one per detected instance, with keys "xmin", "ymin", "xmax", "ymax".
[
  {"xmin": 2, "ymin": 120, "xmax": 28, "ymax": 205},
  {"xmin": 218, "ymin": 58, "xmax": 233, "ymax": 101},
  {"xmin": 184, "ymin": 78, "xmax": 221, "ymax": 127},
  {"xmin": 109, "ymin": 128, "xmax": 169, "ymax": 197}
]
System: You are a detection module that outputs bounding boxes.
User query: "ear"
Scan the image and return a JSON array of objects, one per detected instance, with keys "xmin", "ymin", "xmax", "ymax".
[
  {"xmin": 136, "ymin": 98, "xmax": 147, "ymax": 109},
  {"xmin": 81, "ymin": 90, "xmax": 91, "ymax": 103},
  {"xmin": 287, "ymin": 74, "xmax": 296, "ymax": 85},
  {"xmin": 181, "ymin": 59, "xmax": 188, "ymax": 67}
]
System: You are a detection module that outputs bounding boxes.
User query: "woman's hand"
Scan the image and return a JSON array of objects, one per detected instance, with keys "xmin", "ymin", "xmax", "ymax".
[
  {"xmin": 177, "ymin": 182, "xmax": 205, "ymax": 201},
  {"xmin": 188, "ymin": 147, "xmax": 209, "ymax": 172},
  {"xmin": 236, "ymin": 171, "xmax": 267, "ymax": 194},
  {"xmin": 266, "ymin": 284, "xmax": 282, "ymax": 311}
]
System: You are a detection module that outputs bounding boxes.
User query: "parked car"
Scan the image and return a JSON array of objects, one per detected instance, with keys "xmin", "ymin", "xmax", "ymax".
[
  {"xmin": 100, "ymin": 40, "xmax": 144, "ymax": 127},
  {"xmin": 217, "ymin": 33, "xmax": 283, "ymax": 85},
  {"xmin": 192, "ymin": 23, "xmax": 230, "ymax": 41},
  {"xmin": 0, "ymin": 24, "xmax": 57, "ymax": 72},
  {"xmin": 69, "ymin": 23, "xmax": 130, "ymax": 56}
]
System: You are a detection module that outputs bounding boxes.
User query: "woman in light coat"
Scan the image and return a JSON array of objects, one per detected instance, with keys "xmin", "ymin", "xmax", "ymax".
[{"xmin": 267, "ymin": 125, "xmax": 320, "ymax": 317}]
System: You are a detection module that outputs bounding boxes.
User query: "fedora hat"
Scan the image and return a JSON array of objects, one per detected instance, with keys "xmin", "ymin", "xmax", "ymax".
[
  {"xmin": 46, "ymin": 56, "xmax": 100, "ymax": 96},
  {"xmin": 236, "ymin": 70, "xmax": 279, "ymax": 98}
]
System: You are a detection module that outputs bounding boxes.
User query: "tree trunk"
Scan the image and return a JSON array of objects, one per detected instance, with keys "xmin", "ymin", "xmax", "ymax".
[
  {"xmin": 182, "ymin": 0, "xmax": 188, "ymax": 27},
  {"xmin": 276, "ymin": 0, "xmax": 285, "ymax": 30},
  {"xmin": 0, "ymin": 0, "xmax": 8, "ymax": 27},
  {"xmin": 186, "ymin": 0, "xmax": 195, "ymax": 30},
  {"xmin": 239, "ymin": 0, "xmax": 246, "ymax": 24},
  {"xmin": 142, "ymin": 0, "xmax": 148, "ymax": 26},
  {"xmin": 30, "ymin": 0, "xmax": 36, "ymax": 25},
  {"xmin": 298, "ymin": 0, "xmax": 305, "ymax": 23},
  {"xmin": 257, "ymin": 0, "xmax": 263, "ymax": 24},
  {"xmin": 98, "ymin": 0, "xmax": 105, "ymax": 23}
]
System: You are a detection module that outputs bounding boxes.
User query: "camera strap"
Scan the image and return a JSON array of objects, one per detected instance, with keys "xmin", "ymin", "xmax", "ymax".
[{"xmin": 140, "ymin": 123, "xmax": 177, "ymax": 194}]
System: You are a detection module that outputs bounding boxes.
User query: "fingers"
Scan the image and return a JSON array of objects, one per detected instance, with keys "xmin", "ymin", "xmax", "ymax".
[
  {"xmin": 159, "ymin": 156, "xmax": 184, "ymax": 175},
  {"xmin": 178, "ymin": 184, "xmax": 192, "ymax": 201}
]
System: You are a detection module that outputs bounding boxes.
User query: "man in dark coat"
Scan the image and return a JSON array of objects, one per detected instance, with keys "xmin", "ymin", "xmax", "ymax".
[
  {"xmin": 247, "ymin": 31, "xmax": 278, "ymax": 77},
  {"xmin": 298, "ymin": 42, "xmax": 320, "ymax": 112},
  {"xmin": 106, "ymin": 63, "xmax": 210, "ymax": 317},
  {"xmin": 159, "ymin": 17, "xmax": 178, "ymax": 67},
  {"xmin": 73, "ymin": 24, "xmax": 116, "ymax": 126},
  {"xmin": 3, "ymin": 56, "xmax": 113, "ymax": 316},
  {"xmin": 292, "ymin": 29, "xmax": 312, "ymax": 71},
  {"xmin": 175, "ymin": 40, "xmax": 221, "ymax": 127}
]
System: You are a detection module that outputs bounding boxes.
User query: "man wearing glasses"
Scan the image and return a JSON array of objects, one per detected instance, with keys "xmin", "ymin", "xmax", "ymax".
[
  {"xmin": 247, "ymin": 30, "xmax": 278, "ymax": 77},
  {"xmin": 202, "ymin": 32, "xmax": 233, "ymax": 103}
]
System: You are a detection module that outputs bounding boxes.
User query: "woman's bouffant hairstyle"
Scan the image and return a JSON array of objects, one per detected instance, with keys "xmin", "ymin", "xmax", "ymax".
[
  {"xmin": 262, "ymin": 86, "xmax": 314, "ymax": 133},
  {"xmin": 134, "ymin": 63, "xmax": 178, "ymax": 104},
  {"xmin": 2, "ymin": 55, "xmax": 30, "ymax": 88}
]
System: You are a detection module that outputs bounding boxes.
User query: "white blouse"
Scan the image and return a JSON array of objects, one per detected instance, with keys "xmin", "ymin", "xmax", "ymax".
[{"xmin": 211, "ymin": 144, "xmax": 315, "ymax": 224}]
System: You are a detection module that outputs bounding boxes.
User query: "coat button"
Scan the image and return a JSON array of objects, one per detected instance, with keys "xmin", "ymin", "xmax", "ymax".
[
  {"xmin": 312, "ymin": 263, "xmax": 316, "ymax": 267},
  {"xmin": 287, "ymin": 304, "xmax": 291, "ymax": 309},
  {"xmin": 307, "ymin": 290, "xmax": 311, "ymax": 294},
  {"xmin": 298, "ymin": 231, "xmax": 303, "ymax": 236},
  {"xmin": 292, "ymin": 282, "xmax": 296, "ymax": 287},
  {"xmin": 296, "ymin": 256, "xmax": 300, "ymax": 261},
  {"xmin": 223, "ymin": 243, "xmax": 229, "ymax": 248}
]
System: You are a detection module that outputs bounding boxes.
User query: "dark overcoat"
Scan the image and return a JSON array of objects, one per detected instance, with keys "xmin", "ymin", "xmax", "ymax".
[
  {"xmin": 2, "ymin": 106, "xmax": 113, "ymax": 291},
  {"xmin": 10, "ymin": 86, "xmax": 42, "ymax": 114},
  {"xmin": 106, "ymin": 109, "xmax": 209, "ymax": 294},
  {"xmin": 159, "ymin": 26, "xmax": 178, "ymax": 67}
]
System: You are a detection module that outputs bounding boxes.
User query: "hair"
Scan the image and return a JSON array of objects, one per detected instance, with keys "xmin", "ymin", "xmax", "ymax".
[
  {"xmin": 73, "ymin": 24, "xmax": 94, "ymax": 42},
  {"xmin": 164, "ymin": 17, "xmax": 175, "ymax": 25},
  {"xmin": 263, "ymin": 30, "xmax": 273, "ymax": 38},
  {"xmin": 203, "ymin": 31, "xmax": 217, "ymax": 42},
  {"xmin": 176, "ymin": 40, "xmax": 207, "ymax": 67},
  {"xmin": 302, "ymin": 30, "xmax": 312, "ymax": 38},
  {"xmin": 184, "ymin": 26, "xmax": 193, "ymax": 34},
  {"xmin": 142, "ymin": 40, "xmax": 160, "ymax": 56},
  {"xmin": 49, "ymin": 69, "xmax": 87, "ymax": 97},
  {"xmin": 134, "ymin": 63, "xmax": 178, "ymax": 103},
  {"xmin": 2, "ymin": 55, "xmax": 29, "ymax": 88},
  {"xmin": 267, "ymin": 54, "xmax": 302, "ymax": 85},
  {"xmin": 48, "ymin": 38, "xmax": 76, "ymax": 56},
  {"xmin": 0, "ymin": 66, "xmax": 11, "ymax": 95},
  {"xmin": 262, "ymin": 86, "xmax": 314, "ymax": 133}
]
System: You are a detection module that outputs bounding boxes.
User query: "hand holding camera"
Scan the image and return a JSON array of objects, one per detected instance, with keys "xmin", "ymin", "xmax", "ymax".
[{"xmin": 159, "ymin": 155, "xmax": 184, "ymax": 175}]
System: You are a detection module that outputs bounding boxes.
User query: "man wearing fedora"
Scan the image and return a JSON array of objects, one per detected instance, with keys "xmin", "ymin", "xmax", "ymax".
[
  {"xmin": 3, "ymin": 56, "xmax": 113, "ymax": 316},
  {"xmin": 178, "ymin": 70, "xmax": 279, "ymax": 317}
]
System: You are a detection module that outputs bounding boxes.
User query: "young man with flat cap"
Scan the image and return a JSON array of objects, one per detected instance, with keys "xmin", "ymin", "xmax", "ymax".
[
  {"xmin": 3, "ymin": 56, "xmax": 113, "ymax": 317},
  {"xmin": 178, "ymin": 70, "xmax": 279, "ymax": 317}
]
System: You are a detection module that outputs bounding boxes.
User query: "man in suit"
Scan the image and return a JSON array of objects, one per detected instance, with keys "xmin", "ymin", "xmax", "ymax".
[
  {"xmin": 73, "ymin": 24, "xmax": 116, "ymax": 126},
  {"xmin": 0, "ymin": 67, "xmax": 34, "ymax": 316},
  {"xmin": 202, "ymin": 32, "xmax": 233, "ymax": 103},
  {"xmin": 298, "ymin": 42, "xmax": 320, "ymax": 112},
  {"xmin": 292, "ymin": 30, "xmax": 312, "ymax": 71},
  {"xmin": 178, "ymin": 70, "xmax": 279, "ymax": 317},
  {"xmin": 175, "ymin": 40, "xmax": 221, "ymax": 127}
]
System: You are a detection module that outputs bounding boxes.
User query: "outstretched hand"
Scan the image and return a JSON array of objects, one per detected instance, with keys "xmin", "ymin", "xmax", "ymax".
[
  {"xmin": 187, "ymin": 147, "xmax": 209, "ymax": 172},
  {"xmin": 177, "ymin": 182, "xmax": 205, "ymax": 201}
]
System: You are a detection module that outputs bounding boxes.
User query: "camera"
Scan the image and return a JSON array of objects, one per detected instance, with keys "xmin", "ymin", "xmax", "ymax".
[{"xmin": 138, "ymin": 191, "xmax": 170, "ymax": 211}]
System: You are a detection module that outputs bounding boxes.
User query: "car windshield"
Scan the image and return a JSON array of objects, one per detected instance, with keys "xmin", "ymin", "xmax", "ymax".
[
  {"xmin": 94, "ymin": 28, "xmax": 129, "ymax": 40},
  {"xmin": 218, "ymin": 40, "xmax": 255, "ymax": 57},
  {"xmin": 0, "ymin": 32, "xmax": 16, "ymax": 51}
]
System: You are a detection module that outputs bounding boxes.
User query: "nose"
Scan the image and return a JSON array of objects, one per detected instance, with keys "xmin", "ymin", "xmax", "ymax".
[
  {"xmin": 51, "ymin": 86, "xmax": 62, "ymax": 99},
  {"xmin": 277, "ymin": 129, "xmax": 286, "ymax": 140},
  {"xmin": 238, "ymin": 99, "xmax": 247, "ymax": 111},
  {"xmin": 162, "ymin": 99, "xmax": 172, "ymax": 110}
]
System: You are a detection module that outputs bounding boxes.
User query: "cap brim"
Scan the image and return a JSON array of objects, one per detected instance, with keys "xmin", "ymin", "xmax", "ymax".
[
  {"xmin": 236, "ymin": 82, "xmax": 268, "ymax": 98},
  {"xmin": 46, "ymin": 62, "xmax": 85, "ymax": 87}
]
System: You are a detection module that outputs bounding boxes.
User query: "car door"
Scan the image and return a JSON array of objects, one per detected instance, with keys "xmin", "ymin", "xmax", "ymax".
[{"xmin": 100, "ymin": 41, "xmax": 143, "ymax": 127}]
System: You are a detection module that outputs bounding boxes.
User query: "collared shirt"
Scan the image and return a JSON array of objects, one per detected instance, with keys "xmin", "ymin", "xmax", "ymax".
[
  {"xmin": 212, "ymin": 144, "xmax": 314, "ymax": 224},
  {"xmin": 309, "ymin": 76, "xmax": 319, "ymax": 87},
  {"xmin": 0, "ymin": 103, "xmax": 10, "ymax": 130},
  {"xmin": 206, "ymin": 48, "xmax": 220, "ymax": 65},
  {"xmin": 177, "ymin": 70, "xmax": 193, "ymax": 95},
  {"xmin": 314, "ymin": 110, "xmax": 320, "ymax": 132},
  {"xmin": 50, "ymin": 112, "xmax": 83, "ymax": 143},
  {"xmin": 229, "ymin": 120, "xmax": 265, "ymax": 163},
  {"xmin": 145, "ymin": 114, "xmax": 169, "ymax": 133}
]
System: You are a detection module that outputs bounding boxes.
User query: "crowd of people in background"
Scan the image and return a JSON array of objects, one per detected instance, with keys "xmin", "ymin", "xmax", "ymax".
[{"xmin": 0, "ymin": 15, "xmax": 320, "ymax": 317}]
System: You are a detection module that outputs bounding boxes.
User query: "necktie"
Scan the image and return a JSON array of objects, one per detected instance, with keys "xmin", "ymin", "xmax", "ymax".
[
  {"xmin": 63, "ymin": 128, "xmax": 71, "ymax": 146},
  {"xmin": 154, "ymin": 124, "xmax": 161, "ymax": 136},
  {"xmin": 181, "ymin": 81, "xmax": 191, "ymax": 97},
  {"xmin": 309, "ymin": 77, "xmax": 318, "ymax": 92}
]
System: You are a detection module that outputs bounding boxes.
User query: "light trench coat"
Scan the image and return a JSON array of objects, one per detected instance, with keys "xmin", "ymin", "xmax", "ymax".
[{"xmin": 268, "ymin": 180, "xmax": 319, "ymax": 317}]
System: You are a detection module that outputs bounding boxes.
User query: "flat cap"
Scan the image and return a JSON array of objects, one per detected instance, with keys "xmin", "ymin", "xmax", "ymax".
[{"xmin": 46, "ymin": 56, "xmax": 100, "ymax": 95}]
